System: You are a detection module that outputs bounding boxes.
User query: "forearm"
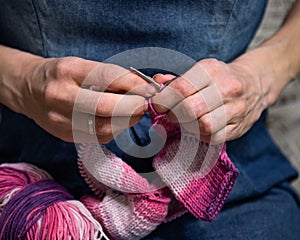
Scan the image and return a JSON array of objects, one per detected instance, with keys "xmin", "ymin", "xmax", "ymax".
[
  {"xmin": 233, "ymin": 0, "xmax": 300, "ymax": 106},
  {"xmin": 0, "ymin": 45, "xmax": 43, "ymax": 114}
]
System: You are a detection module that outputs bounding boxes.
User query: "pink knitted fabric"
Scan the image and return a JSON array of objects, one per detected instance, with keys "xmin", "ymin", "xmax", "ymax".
[
  {"xmin": 79, "ymin": 105, "xmax": 239, "ymax": 239},
  {"xmin": 78, "ymin": 146, "xmax": 172, "ymax": 240}
]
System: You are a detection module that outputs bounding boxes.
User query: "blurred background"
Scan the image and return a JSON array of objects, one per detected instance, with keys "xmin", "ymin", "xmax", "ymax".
[{"xmin": 249, "ymin": 0, "xmax": 300, "ymax": 193}]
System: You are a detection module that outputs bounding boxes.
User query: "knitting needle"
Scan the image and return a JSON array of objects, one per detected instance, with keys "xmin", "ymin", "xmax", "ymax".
[
  {"xmin": 164, "ymin": 76, "xmax": 179, "ymax": 87},
  {"xmin": 130, "ymin": 67, "xmax": 161, "ymax": 89}
]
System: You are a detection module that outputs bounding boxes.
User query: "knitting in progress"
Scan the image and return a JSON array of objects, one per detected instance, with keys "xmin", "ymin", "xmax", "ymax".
[
  {"xmin": 78, "ymin": 102, "xmax": 239, "ymax": 240},
  {"xmin": 0, "ymin": 99, "xmax": 239, "ymax": 240},
  {"xmin": 0, "ymin": 163, "xmax": 109, "ymax": 240}
]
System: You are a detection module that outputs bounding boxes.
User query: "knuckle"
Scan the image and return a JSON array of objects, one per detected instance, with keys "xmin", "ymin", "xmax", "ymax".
[
  {"xmin": 172, "ymin": 101, "xmax": 189, "ymax": 122},
  {"xmin": 44, "ymin": 82, "xmax": 57, "ymax": 101},
  {"xmin": 100, "ymin": 63, "xmax": 125, "ymax": 84},
  {"xmin": 96, "ymin": 121, "xmax": 112, "ymax": 136},
  {"xmin": 99, "ymin": 63, "xmax": 113, "ymax": 80},
  {"xmin": 182, "ymin": 99, "xmax": 198, "ymax": 121},
  {"xmin": 204, "ymin": 58, "xmax": 221, "ymax": 68},
  {"xmin": 172, "ymin": 79, "xmax": 189, "ymax": 97},
  {"xmin": 199, "ymin": 115, "xmax": 213, "ymax": 135},
  {"xmin": 42, "ymin": 59, "xmax": 78, "ymax": 106},
  {"xmin": 96, "ymin": 104, "xmax": 108, "ymax": 117},
  {"xmin": 222, "ymin": 77, "xmax": 243, "ymax": 97},
  {"xmin": 44, "ymin": 81, "xmax": 71, "ymax": 106},
  {"xmin": 201, "ymin": 58, "xmax": 224, "ymax": 75},
  {"xmin": 230, "ymin": 78, "xmax": 244, "ymax": 96},
  {"xmin": 55, "ymin": 57, "xmax": 78, "ymax": 77}
]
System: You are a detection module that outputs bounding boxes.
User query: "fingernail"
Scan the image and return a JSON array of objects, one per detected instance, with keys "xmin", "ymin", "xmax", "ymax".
[{"xmin": 153, "ymin": 73, "xmax": 162, "ymax": 79}]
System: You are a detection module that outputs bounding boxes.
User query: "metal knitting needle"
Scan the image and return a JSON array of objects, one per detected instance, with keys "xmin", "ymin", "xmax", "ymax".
[
  {"xmin": 130, "ymin": 67, "xmax": 161, "ymax": 89},
  {"xmin": 164, "ymin": 76, "xmax": 179, "ymax": 87}
]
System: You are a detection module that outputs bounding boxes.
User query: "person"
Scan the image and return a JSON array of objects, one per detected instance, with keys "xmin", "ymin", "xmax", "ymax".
[{"xmin": 0, "ymin": 0, "xmax": 300, "ymax": 239}]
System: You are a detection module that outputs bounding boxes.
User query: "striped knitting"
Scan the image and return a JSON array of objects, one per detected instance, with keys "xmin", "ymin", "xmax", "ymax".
[{"xmin": 78, "ymin": 109, "xmax": 239, "ymax": 240}]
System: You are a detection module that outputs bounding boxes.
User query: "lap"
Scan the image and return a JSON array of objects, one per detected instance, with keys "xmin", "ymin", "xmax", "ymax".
[{"xmin": 144, "ymin": 182, "xmax": 300, "ymax": 240}]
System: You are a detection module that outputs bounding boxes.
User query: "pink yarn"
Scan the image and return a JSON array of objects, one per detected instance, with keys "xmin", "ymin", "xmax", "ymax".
[
  {"xmin": 78, "ymin": 101, "xmax": 239, "ymax": 239},
  {"xmin": 78, "ymin": 147, "xmax": 172, "ymax": 240},
  {"xmin": 148, "ymin": 98, "xmax": 167, "ymax": 126},
  {"xmin": 0, "ymin": 163, "xmax": 108, "ymax": 240}
]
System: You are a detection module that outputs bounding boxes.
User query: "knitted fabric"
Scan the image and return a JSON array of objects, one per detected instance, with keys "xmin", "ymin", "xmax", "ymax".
[
  {"xmin": 0, "ymin": 163, "xmax": 109, "ymax": 240},
  {"xmin": 78, "ymin": 104, "xmax": 239, "ymax": 240}
]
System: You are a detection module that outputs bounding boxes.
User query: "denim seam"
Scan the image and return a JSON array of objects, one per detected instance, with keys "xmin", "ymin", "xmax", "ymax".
[
  {"xmin": 216, "ymin": 0, "xmax": 239, "ymax": 61},
  {"xmin": 30, "ymin": 0, "xmax": 46, "ymax": 56}
]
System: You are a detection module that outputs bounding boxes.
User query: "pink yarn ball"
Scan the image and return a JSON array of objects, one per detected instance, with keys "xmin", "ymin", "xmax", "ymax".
[{"xmin": 0, "ymin": 163, "xmax": 108, "ymax": 240}]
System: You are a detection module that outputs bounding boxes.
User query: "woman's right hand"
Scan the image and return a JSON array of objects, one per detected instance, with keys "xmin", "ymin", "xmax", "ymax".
[{"xmin": 0, "ymin": 48, "xmax": 156, "ymax": 143}]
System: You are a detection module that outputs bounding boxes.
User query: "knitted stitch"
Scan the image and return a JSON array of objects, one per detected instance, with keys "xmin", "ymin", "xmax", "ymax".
[
  {"xmin": 78, "ymin": 146, "xmax": 171, "ymax": 240},
  {"xmin": 78, "ymin": 102, "xmax": 239, "ymax": 239}
]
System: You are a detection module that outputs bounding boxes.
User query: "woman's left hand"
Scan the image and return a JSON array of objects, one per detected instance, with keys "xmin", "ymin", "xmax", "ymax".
[{"xmin": 152, "ymin": 58, "xmax": 268, "ymax": 144}]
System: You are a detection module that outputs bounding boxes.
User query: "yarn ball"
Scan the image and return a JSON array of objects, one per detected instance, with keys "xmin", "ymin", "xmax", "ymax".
[{"xmin": 0, "ymin": 163, "xmax": 109, "ymax": 240}]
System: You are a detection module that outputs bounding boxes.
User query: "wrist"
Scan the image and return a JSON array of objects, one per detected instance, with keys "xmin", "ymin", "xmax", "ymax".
[
  {"xmin": 232, "ymin": 40, "xmax": 295, "ymax": 107},
  {"xmin": 0, "ymin": 46, "xmax": 45, "ymax": 114},
  {"xmin": 233, "ymin": 1, "xmax": 300, "ymax": 107}
]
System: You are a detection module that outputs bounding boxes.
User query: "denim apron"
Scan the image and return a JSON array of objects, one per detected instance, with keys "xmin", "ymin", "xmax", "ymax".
[{"xmin": 0, "ymin": 0, "xmax": 298, "ymax": 225}]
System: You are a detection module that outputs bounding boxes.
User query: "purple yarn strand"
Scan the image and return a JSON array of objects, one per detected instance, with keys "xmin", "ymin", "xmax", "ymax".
[{"xmin": 0, "ymin": 179, "xmax": 74, "ymax": 240}]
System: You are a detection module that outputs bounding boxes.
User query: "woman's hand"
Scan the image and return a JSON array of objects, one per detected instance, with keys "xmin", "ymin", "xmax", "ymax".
[
  {"xmin": 150, "ymin": 0, "xmax": 300, "ymax": 144},
  {"xmin": 0, "ymin": 47, "xmax": 156, "ymax": 143},
  {"xmin": 27, "ymin": 57, "xmax": 157, "ymax": 143},
  {"xmin": 152, "ymin": 58, "xmax": 269, "ymax": 144}
]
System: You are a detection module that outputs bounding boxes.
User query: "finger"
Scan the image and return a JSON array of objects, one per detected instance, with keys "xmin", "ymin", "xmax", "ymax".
[
  {"xmin": 183, "ymin": 100, "xmax": 257, "ymax": 144},
  {"xmin": 182, "ymin": 96, "xmax": 254, "ymax": 143},
  {"xmin": 199, "ymin": 127, "xmax": 227, "ymax": 145},
  {"xmin": 224, "ymin": 100, "xmax": 248, "ymax": 124},
  {"xmin": 167, "ymin": 84, "xmax": 223, "ymax": 123},
  {"xmin": 73, "ymin": 88, "xmax": 148, "ymax": 117},
  {"xmin": 55, "ymin": 57, "xmax": 100, "ymax": 83},
  {"xmin": 72, "ymin": 129, "xmax": 121, "ymax": 144},
  {"xmin": 176, "ymin": 86, "xmax": 252, "ymax": 134},
  {"xmin": 80, "ymin": 63, "xmax": 157, "ymax": 97},
  {"xmin": 181, "ymin": 104, "xmax": 227, "ymax": 137},
  {"xmin": 153, "ymin": 74, "xmax": 175, "ymax": 84},
  {"xmin": 72, "ymin": 113, "xmax": 143, "ymax": 136},
  {"xmin": 181, "ymin": 122, "xmax": 228, "ymax": 145},
  {"xmin": 206, "ymin": 121, "xmax": 251, "ymax": 144},
  {"xmin": 207, "ymin": 103, "xmax": 263, "ymax": 144},
  {"xmin": 152, "ymin": 63, "xmax": 212, "ymax": 113},
  {"xmin": 194, "ymin": 97, "xmax": 250, "ymax": 135}
]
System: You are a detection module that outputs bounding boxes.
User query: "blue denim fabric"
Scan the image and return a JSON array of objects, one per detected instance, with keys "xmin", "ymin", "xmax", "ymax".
[
  {"xmin": 1, "ymin": 0, "xmax": 266, "ymax": 62},
  {"xmin": 144, "ymin": 182, "xmax": 300, "ymax": 240},
  {"xmin": 0, "ymin": 0, "xmax": 299, "ymax": 238}
]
